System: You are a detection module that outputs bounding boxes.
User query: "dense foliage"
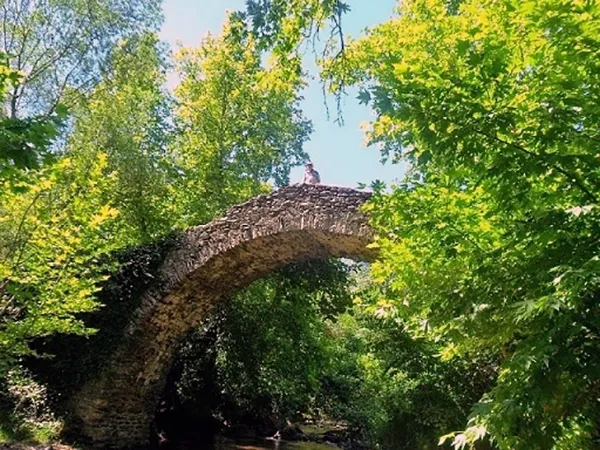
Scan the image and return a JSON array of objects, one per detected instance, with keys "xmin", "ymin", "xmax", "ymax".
[
  {"xmin": 2, "ymin": 1, "xmax": 599, "ymax": 449},
  {"xmin": 165, "ymin": 260, "xmax": 353, "ymax": 437},
  {"xmin": 0, "ymin": 5, "xmax": 311, "ymax": 374},
  {"xmin": 164, "ymin": 261, "xmax": 493, "ymax": 449},
  {"xmin": 172, "ymin": 19, "xmax": 311, "ymax": 224},
  {"xmin": 319, "ymin": 305, "xmax": 494, "ymax": 449},
  {"xmin": 318, "ymin": 0, "xmax": 600, "ymax": 448},
  {"xmin": 67, "ymin": 33, "xmax": 175, "ymax": 243},
  {"xmin": 0, "ymin": 2, "xmax": 311, "ymax": 441}
]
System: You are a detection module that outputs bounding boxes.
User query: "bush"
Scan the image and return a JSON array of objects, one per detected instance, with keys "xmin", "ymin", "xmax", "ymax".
[{"xmin": 0, "ymin": 368, "xmax": 62, "ymax": 444}]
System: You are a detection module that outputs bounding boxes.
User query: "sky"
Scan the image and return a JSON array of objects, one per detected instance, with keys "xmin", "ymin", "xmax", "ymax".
[{"xmin": 159, "ymin": 0, "xmax": 407, "ymax": 189}]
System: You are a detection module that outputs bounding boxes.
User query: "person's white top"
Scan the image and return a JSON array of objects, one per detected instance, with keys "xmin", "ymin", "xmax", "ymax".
[{"xmin": 303, "ymin": 168, "xmax": 321, "ymax": 184}]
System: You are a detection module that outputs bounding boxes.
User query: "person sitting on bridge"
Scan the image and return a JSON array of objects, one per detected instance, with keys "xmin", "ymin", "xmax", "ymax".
[{"xmin": 303, "ymin": 162, "xmax": 321, "ymax": 185}]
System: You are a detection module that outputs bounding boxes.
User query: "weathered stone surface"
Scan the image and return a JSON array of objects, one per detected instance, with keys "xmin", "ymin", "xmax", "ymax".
[{"xmin": 69, "ymin": 184, "xmax": 373, "ymax": 449}]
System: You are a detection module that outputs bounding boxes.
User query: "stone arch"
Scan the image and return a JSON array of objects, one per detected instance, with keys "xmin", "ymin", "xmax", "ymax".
[{"xmin": 70, "ymin": 184, "xmax": 374, "ymax": 448}]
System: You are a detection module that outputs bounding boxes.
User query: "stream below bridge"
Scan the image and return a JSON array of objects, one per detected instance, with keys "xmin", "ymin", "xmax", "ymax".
[{"xmin": 165, "ymin": 437, "xmax": 339, "ymax": 450}]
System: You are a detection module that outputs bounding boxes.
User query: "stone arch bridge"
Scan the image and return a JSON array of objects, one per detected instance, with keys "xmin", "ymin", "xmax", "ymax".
[{"xmin": 71, "ymin": 184, "xmax": 374, "ymax": 448}]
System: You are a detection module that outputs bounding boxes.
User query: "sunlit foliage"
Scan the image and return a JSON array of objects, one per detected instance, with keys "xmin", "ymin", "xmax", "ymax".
[
  {"xmin": 172, "ymin": 18, "xmax": 311, "ymax": 224},
  {"xmin": 3, "ymin": 1, "xmax": 598, "ymax": 448},
  {"xmin": 68, "ymin": 33, "xmax": 175, "ymax": 243},
  {"xmin": 319, "ymin": 0, "xmax": 600, "ymax": 448},
  {"xmin": 1, "ymin": 11, "xmax": 311, "ymax": 393},
  {"xmin": 0, "ymin": 153, "xmax": 122, "ymax": 376}
]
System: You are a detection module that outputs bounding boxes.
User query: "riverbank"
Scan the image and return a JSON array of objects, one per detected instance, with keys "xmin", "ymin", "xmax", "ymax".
[
  {"xmin": 0, "ymin": 421, "xmax": 365, "ymax": 450},
  {"xmin": 0, "ymin": 437, "xmax": 342, "ymax": 450},
  {"xmin": 0, "ymin": 445, "xmax": 75, "ymax": 450}
]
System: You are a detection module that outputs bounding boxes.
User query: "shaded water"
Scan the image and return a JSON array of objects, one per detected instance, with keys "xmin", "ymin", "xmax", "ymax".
[
  {"xmin": 170, "ymin": 437, "xmax": 338, "ymax": 450},
  {"xmin": 217, "ymin": 438, "xmax": 338, "ymax": 449}
]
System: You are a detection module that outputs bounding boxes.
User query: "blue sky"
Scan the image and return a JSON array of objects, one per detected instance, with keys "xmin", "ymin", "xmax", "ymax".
[{"xmin": 159, "ymin": 0, "xmax": 407, "ymax": 188}]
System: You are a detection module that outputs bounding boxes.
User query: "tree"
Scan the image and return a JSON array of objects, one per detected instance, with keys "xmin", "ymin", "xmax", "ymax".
[
  {"xmin": 67, "ymin": 33, "xmax": 174, "ymax": 243},
  {"xmin": 318, "ymin": 0, "xmax": 600, "ymax": 448},
  {"xmin": 0, "ymin": 33, "xmax": 172, "ymax": 384},
  {"xmin": 0, "ymin": 152, "xmax": 122, "ymax": 377},
  {"xmin": 0, "ymin": 7, "xmax": 317, "ymax": 443},
  {"xmin": 0, "ymin": 0, "xmax": 162, "ymax": 118},
  {"xmin": 0, "ymin": 14, "xmax": 313, "ymax": 388},
  {"xmin": 319, "ymin": 299, "xmax": 495, "ymax": 450},
  {"xmin": 172, "ymin": 17, "xmax": 311, "ymax": 225},
  {"xmin": 0, "ymin": 49, "xmax": 87, "ymax": 382},
  {"xmin": 0, "ymin": 51, "xmax": 64, "ymax": 181}
]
